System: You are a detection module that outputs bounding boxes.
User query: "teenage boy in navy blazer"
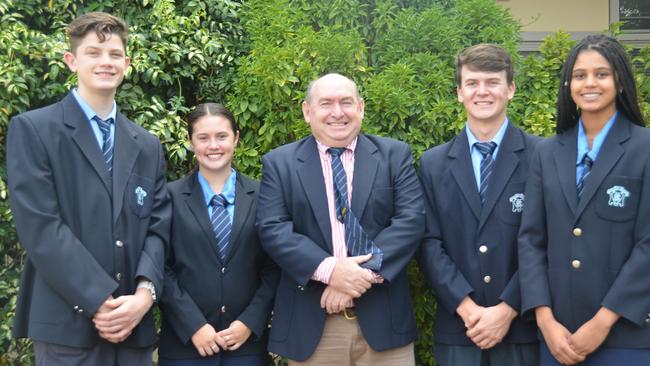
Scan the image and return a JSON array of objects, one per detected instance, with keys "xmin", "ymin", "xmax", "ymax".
[
  {"xmin": 6, "ymin": 12, "xmax": 170, "ymax": 366},
  {"xmin": 418, "ymin": 44, "xmax": 540, "ymax": 366}
]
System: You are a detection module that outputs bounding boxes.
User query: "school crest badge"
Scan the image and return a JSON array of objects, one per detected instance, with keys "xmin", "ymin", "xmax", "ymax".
[
  {"xmin": 606, "ymin": 185, "xmax": 630, "ymax": 208},
  {"xmin": 135, "ymin": 186, "xmax": 148, "ymax": 206},
  {"xmin": 509, "ymin": 193, "xmax": 525, "ymax": 213}
]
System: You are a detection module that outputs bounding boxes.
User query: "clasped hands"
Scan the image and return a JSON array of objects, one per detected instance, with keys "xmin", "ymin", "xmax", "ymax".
[
  {"xmin": 456, "ymin": 296, "xmax": 517, "ymax": 351},
  {"xmin": 190, "ymin": 320, "xmax": 252, "ymax": 357},
  {"xmin": 92, "ymin": 287, "xmax": 154, "ymax": 343},
  {"xmin": 320, "ymin": 254, "xmax": 383, "ymax": 314},
  {"xmin": 535, "ymin": 306, "xmax": 618, "ymax": 365}
]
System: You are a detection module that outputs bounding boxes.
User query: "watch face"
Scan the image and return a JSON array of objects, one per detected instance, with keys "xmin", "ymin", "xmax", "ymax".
[
  {"xmin": 138, "ymin": 281, "xmax": 156, "ymax": 301},
  {"xmin": 147, "ymin": 283, "xmax": 156, "ymax": 301}
]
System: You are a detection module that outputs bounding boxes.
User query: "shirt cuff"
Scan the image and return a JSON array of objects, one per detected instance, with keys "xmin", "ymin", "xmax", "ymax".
[{"xmin": 312, "ymin": 257, "xmax": 339, "ymax": 284}]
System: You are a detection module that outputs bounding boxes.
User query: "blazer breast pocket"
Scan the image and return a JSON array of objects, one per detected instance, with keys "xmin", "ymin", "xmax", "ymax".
[
  {"xmin": 595, "ymin": 176, "xmax": 641, "ymax": 222},
  {"xmin": 126, "ymin": 174, "xmax": 154, "ymax": 219},
  {"xmin": 498, "ymin": 182, "xmax": 526, "ymax": 225}
]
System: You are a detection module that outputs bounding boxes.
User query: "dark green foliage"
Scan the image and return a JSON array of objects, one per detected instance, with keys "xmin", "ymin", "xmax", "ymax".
[
  {"xmin": 1, "ymin": 0, "xmax": 648, "ymax": 365},
  {"xmin": 510, "ymin": 31, "xmax": 576, "ymax": 137}
]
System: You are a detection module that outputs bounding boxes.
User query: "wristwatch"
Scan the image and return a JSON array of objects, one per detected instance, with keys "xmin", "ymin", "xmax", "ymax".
[{"xmin": 137, "ymin": 280, "xmax": 157, "ymax": 302}]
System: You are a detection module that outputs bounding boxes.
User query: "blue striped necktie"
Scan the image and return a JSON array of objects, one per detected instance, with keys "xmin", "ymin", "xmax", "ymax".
[
  {"xmin": 577, "ymin": 153, "xmax": 594, "ymax": 199},
  {"xmin": 94, "ymin": 116, "xmax": 114, "ymax": 175},
  {"xmin": 210, "ymin": 194, "xmax": 232, "ymax": 262},
  {"xmin": 474, "ymin": 141, "xmax": 497, "ymax": 204},
  {"xmin": 328, "ymin": 147, "xmax": 383, "ymax": 271}
]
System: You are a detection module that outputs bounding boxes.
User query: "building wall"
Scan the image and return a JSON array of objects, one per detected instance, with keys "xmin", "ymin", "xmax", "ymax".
[
  {"xmin": 499, "ymin": 0, "xmax": 648, "ymax": 49},
  {"xmin": 499, "ymin": 0, "xmax": 609, "ymax": 33}
]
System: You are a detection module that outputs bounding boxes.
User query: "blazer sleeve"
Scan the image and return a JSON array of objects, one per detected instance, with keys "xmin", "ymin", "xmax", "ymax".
[
  {"xmin": 372, "ymin": 143, "xmax": 426, "ymax": 282},
  {"xmin": 601, "ymin": 152, "xmax": 650, "ymax": 326},
  {"xmin": 499, "ymin": 133, "xmax": 543, "ymax": 312},
  {"xmin": 135, "ymin": 142, "xmax": 171, "ymax": 297},
  {"xmin": 518, "ymin": 146, "xmax": 552, "ymax": 317},
  {"xmin": 236, "ymin": 252, "xmax": 280, "ymax": 339},
  {"xmin": 256, "ymin": 153, "xmax": 332, "ymax": 286},
  {"xmin": 498, "ymin": 271, "xmax": 522, "ymax": 312},
  {"xmin": 6, "ymin": 115, "xmax": 117, "ymax": 317},
  {"xmin": 417, "ymin": 153, "xmax": 474, "ymax": 313},
  {"xmin": 161, "ymin": 249, "xmax": 208, "ymax": 344}
]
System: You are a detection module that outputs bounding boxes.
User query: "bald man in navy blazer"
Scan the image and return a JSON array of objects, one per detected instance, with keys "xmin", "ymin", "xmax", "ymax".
[{"xmin": 256, "ymin": 73, "xmax": 425, "ymax": 365}]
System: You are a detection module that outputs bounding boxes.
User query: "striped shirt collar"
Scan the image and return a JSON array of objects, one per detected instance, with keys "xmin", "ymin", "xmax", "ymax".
[{"xmin": 315, "ymin": 136, "xmax": 358, "ymax": 156}]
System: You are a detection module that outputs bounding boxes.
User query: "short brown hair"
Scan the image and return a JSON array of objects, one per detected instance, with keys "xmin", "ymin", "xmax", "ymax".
[
  {"xmin": 67, "ymin": 12, "xmax": 128, "ymax": 54},
  {"xmin": 456, "ymin": 44, "xmax": 513, "ymax": 85}
]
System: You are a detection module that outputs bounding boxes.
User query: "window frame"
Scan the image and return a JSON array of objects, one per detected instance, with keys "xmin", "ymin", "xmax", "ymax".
[{"xmin": 610, "ymin": 0, "xmax": 650, "ymax": 47}]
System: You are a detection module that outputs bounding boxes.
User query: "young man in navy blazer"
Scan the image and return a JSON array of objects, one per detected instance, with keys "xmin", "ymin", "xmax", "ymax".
[
  {"xmin": 6, "ymin": 12, "xmax": 170, "ymax": 365},
  {"xmin": 256, "ymin": 73, "xmax": 425, "ymax": 365},
  {"xmin": 418, "ymin": 44, "xmax": 540, "ymax": 366}
]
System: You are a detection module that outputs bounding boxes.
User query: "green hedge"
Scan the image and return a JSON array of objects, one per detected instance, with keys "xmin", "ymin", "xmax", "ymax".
[{"xmin": 1, "ymin": 1, "xmax": 648, "ymax": 365}]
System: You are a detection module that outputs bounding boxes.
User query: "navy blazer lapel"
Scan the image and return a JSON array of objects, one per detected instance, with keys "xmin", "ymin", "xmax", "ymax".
[
  {"xmin": 351, "ymin": 135, "xmax": 379, "ymax": 221},
  {"xmin": 554, "ymin": 127, "xmax": 579, "ymax": 216},
  {"xmin": 478, "ymin": 124, "xmax": 522, "ymax": 232},
  {"xmin": 112, "ymin": 112, "xmax": 142, "ymax": 223},
  {"xmin": 63, "ymin": 93, "xmax": 112, "ymax": 195},
  {"xmin": 183, "ymin": 172, "xmax": 222, "ymax": 264},
  {"xmin": 296, "ymin": 137, "xmax": 333, "ymax": 251},
  {"xmin": 226, "ymin": 174, "xmax": 256, "ymax": 262},
  {"xmin": 575, "ymin": 117, "xmax": 628, "ymax": 218},
  {"xmin": 449, "ymin": 130, "xmax": 482, "ymax": 220}
]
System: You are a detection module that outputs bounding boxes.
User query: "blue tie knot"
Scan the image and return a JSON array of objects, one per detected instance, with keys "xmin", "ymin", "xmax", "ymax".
[
  {"xmin": 211, "ymin": 194, "xmax": 228, "ymax": 208},
  {"xmin": 580, "ymin": 153, "xmax": 594, "ymax": 169},
  {"xmin": 328, "ymin": 147, "xmax": 346, "ymax": 158},
  {"xmin": 94, "ymin": 116, "xmax": 113, "ymax": 133},
  {"xmin": 474, "ymin": 141, "xmax": 497, "ymax": 157}
]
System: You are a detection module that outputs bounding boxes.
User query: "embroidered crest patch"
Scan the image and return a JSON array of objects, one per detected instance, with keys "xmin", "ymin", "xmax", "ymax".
[
  {"xmin": 606, "ymin": 185, "xmax": 630, "ymax": 208},
  {"xmin": 135, "ymin": 186, "xmax": 148, "ymax": 206},
  {"xmin": 509, "ymin": 193, "xmax": 525, "ymax": 213}
]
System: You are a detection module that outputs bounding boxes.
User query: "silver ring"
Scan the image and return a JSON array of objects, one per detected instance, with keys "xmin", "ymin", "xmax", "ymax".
[{"xmin": 211, "ymin": 344, "xmax": 218, "ymax": 350}]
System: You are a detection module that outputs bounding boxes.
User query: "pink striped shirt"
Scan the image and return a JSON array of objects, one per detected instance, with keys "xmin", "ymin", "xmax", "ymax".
[{"xmin": 312, "ymin": 138, "xmax": 356, "ymax": 283}]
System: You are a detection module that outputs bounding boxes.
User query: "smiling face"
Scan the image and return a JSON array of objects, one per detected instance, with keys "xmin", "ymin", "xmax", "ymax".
[
  {"xmin": 64, "ymin": 31, "xmax": 130, "ymax": 98},
  {"xmin": 190, "ymin": 115, "xmax": 239, "ymax": 175},
  {"xmin": 457, "ymin": 66, "xmax": 515, "ymax": 126},
  {"xmin": 302, "ymin": 74, "xmax": 364, "ymax": 148},
  {"xmin": 570, "ymin": 50, "xmax": 617, "ymax": 121}
]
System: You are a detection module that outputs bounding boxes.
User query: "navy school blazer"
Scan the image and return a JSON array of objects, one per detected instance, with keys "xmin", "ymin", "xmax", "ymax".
[
  {"xmin": 159, "ymin": 171, "xmax": 279, "ymax": 359},
  {"xmin": 418, "ymin": 123, "xmax": 540, "ymax": 345},
  {"xmin": 7, "ymin": 92, "xmax": 171, "ymax": 348},
  {"xmin": 519, "ymin": 115, "xmax": 650, "ymax": 348},
  {"xmin": 256, "ymin": 134, "xmax": 425, "ymax": 361}
]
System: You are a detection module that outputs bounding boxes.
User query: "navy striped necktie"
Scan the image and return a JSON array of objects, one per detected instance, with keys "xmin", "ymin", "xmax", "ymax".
[
  {"xmin": 474, "ymin": 141, "xmax": 497, "ymax": 205},
  {"xmin": 210, "ymin": 194, "xmax": 232, "ymax": 262},
  {"xmin": 577, "ymin": 153, "xmax": 594, "ymax": 199},
  {"xmin": 328, "ymin": 147, "xmax": 383, "ymax": 271},
  {"xmin": 94, "ymin": 116, "xmax": 114, "ymax": 175}
]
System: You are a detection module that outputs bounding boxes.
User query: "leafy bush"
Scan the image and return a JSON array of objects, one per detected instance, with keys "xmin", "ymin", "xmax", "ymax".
[{"xmin": 1, "ymin": 0, "xmax": 648, "ymax": 365}]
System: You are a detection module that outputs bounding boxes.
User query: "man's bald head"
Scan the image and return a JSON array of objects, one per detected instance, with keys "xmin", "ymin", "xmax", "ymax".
[{"xmin": 305, "ymin": 73, "xmax": 362, "ymax": 103}]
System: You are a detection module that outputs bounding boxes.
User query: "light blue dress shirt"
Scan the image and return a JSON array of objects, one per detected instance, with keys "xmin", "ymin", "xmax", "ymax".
[
  {"xmin": 72, "ymin": 88, "xmax": 116, "ymax": 149},
  {"xmin": 198, "ymin": 168, "xmax": 237, "ymax": 223},
  {"xmin": 466, "ymin": 117, "xmax": 510, "ymax": 190},
  {"xmin": 576, "ymin": 111, "xmax": 617, "ymax": 183}
]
